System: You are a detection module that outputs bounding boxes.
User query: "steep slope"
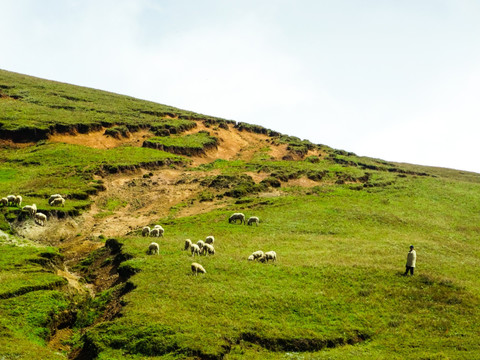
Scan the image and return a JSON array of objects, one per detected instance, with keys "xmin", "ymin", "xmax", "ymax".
[{"xmin": 1, "ymin": 70, "xmax": 480, "ymax": 359}]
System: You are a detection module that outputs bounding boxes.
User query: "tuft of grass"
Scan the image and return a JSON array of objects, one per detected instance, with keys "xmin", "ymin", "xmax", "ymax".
[{"xmin": 143, "ymin": 131, "xmax": 218, "ymax": 155}]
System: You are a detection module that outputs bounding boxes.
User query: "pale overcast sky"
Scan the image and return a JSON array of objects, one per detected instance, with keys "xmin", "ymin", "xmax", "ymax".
[{"xmin": 2, "ymin": 0, "xmax": 480, "ymax": 173}]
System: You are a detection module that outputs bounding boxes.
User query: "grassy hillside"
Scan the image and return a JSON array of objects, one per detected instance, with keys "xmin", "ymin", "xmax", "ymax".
[
  {"xmin": 1, "ymin": 69, "xmax": 480, "ymax": 359},
  {"xmin": 81, "ymin": 176, "xmax": 480, "ymax": 359},
  {"xmin": 0, "ymin": 69, "xmax": 227, "ymax": 141}
]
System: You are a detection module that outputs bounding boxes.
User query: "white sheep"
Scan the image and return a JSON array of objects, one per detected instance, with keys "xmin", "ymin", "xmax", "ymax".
[
  {"xmin": 35, "ymin": 212, "xmax": 47, "ymax": 226},
  {"xmin": 153, "ymin": 225, "xmax": 164, "ymax": 237},
  {"xmin": 6, "ymin": 195, "xmax": 16, "ymax": 206},
  {"xmin": 229, "ymin": 212, "xmax": 245, "ymax": 224},
  {"xmin": 142, "ymin": 226, "xmax": 151, "ymax": 237},
  {"xmin": 148, "ymin": 242, "xmax": 160, "ymax": 255},
  {"xmin": 265, "ymin": 251, "xmax": 277, "ymax": 262},
  {"xmin": 0, "ymin": 197, "xmax": 8, "ymax": 206},
  {"xmin": 22, "ymin": 204, "xmax": 37, "ymax": 217},
  {"xmin": 184, "ymin": 239, "xmax": 192, "ymax": 250},
  {"xmin": 251, "ymin": 250, "xmax": 264, "ymax": 260},
  {"xmin": 247, "ymin": 254, "xmax": 255, "ymax": 261},
  {"xmin": 190, "ymin": 244, "xmax": 201, "ymax": 257},
  {"xmin": 191, "ymin": 262, "xmax": 206, "ymax": 275},
  {"xmin": 150, "ymin": 228, "xmax": 161, "ymax": 237},
  {"xmin": 197, "ymin": 240, "xmax": 205, "ymax": 250},
  {"xmin": 48, "ymin": 194, "xmax": 62, "ymax": 204},
  {"xmin": 49, "ymin": 197, "xmax": 65, "ymax": 207},
  {"xmin": 247, "ymin": 216, "xmax": 259, "ymax": 226},
  {"xmin": 205, "ymin": 235, "xmax": 214, "ymax": 244},
  {"xmin": 202, "ymin": 243, "xmax": 215, "ymax": 256},
  {"xmin": 14, "ymin": 195, "xmax": 22, "ymax": 207}
]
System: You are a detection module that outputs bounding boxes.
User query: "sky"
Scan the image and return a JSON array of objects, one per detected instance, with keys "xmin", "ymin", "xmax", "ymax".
[{"xmin": 2, "ymin": 0, "xmax": 480, "ymax": 173}]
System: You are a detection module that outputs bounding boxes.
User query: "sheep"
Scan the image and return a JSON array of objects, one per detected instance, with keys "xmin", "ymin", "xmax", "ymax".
[
  {"xmin": 205, "ymin": 235, "xmax": 214, "ymax": 244},
  {"xmin": 191, "ymin": 262, "xmax": 206, "ymax": 275},
  {"xmin": 247, "ymin": 216, "xmax": 259, "ymax": 226},
  {"xmin": 142, "ymin": 226, "xmax": 151, "ymax": 237},
  {"xmin": 14, "ymin": 195, "xmax": 22, "ymax": 207},
  {"xmin": 0, "ymin": 197, "xmax": 7, "ymax": 207},
  {"xmin": 202, "ymin": 243, "xmax": 215, "ymax": 256},
  {"xmin": 265, "ymin": 251, "xmax": 277, "ymax": 262},
  {"xmin": 229, "ymin": 212, "xmax": 245, "ymax": 224},
  {"xmin": 35, "ymin": 212, "xmax": 47, "ymax": 226},
  {"xmin": 258, "ymin": 254, "xmax": 267, "ymax": 263},
  {"xmin": 190, "ymin": 244, "xmax": 201, "ymax": 257},
  {"xmin": 148, "ymin": 242, "xmax": 160, "ymax": 255},
  {"xmin": 247, "ymin": 254, "xmax": 255, "ymax": 261},
  {"xmin": 22, "ymin": 204, "xmax": 37, "ymax": 217},
  {"xmin": 150, "ymin": 228, "xmax": 161, "ymax": 237},
  {"xmin": 48, "ymin": 194, "xmax": 62, "ymax": 204},
  {"xmin": 197, "ymin": 240, "xmax": 205, "ymax": 250},
  {"xmin": 49, "ymin": 197, "xmax": 65, "ymax": 207},
  {"xmin": 153, "ymin": 225, "xmax": 164, "ymax": 237},
  {"xmin": 184, "ymin": 239, "xmax": 192, "ymax": 250},
  {"xmin": 251, "ymin": 250, "xmax": 264, "ymax": 260},
  {"xmin": 6, "ymin": 195, "xmax": 16, "ymax": 206}
]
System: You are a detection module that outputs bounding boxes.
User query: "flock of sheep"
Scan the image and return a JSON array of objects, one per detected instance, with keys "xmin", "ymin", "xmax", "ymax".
[
  {"xmin": 2, "ymin": 194, "xmax": 276, "ymax": 276},
  {"xmin": 0, "ymin": 193, "xmax": 67, "ymax": 226},
  {"xmin": 142, "ymin": 212, "xmax": 276, "ymax": 276}
]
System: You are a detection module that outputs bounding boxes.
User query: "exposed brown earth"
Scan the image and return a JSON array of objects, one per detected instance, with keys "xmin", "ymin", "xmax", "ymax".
[{"xmin": 49, "ymin": 128, "xmax": 153, "ymax": 149}]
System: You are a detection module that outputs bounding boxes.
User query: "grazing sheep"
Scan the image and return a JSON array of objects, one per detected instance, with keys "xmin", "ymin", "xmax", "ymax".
[
  {"xmin": 229, "ymin": 212, "xmax": 245, "ymax": 224},
  {"xmin": 184, "ymin": 239, "xmax": 192, "ymax": 250},
  {"xmin": 190, "ymin": 244, "xmax": 201, "ymax": 257},
  {"xmin": 148, "ymin": 242, "xmax": 160, "ymax": 255},
  {"xmin": 6, "ymin": 195, "xmax": 16, "ymax": 206},
  {"xmin": 248, "ymin": 254, "xmax": 255, "ymax": 261},
  {"xmin": 202, "ymin": 243, "xmax": 215, "ymax": 256},
  {"xmin": 150, "ymin": 228, "xmax": 161, "ymax": 237},
  {"xmin": 0, "ymin": 197, "xmax": 7, "ymax": 207},
  {"xmin": 48, "ymin": 194, "xmax": 62, "ymax": 204},
  {"xmin": 205, "ymin": 235, "xmax": 214, "ymax": 244},
  {"xmin": 197, "ymin": 240, "xmax": 205, "ymax": 250},
  {"xmin": 142, "ymin": 226, "xmax": 151, "ymax": 237},
  {"xmin": 49, "ymin": 197, "xmax": 65, "ymax": 207},
  {"xmin": 35, "ymin": 212, "xmax": 47, "ymax": 226},
  {"xmin": 251, "ymin": 250, "xmax": 264, "ymax": 260},
  {"xmin": 247, "ymin": 216, "xmax": 259, "ymax": 226},
  {"xmin": 153, "ymin": 225, "xmax": 164, "ymax": 237},
  {"xmin": 22, "ymin": 204, "xmax": 37, "ymax": 217},
  {"xmin": 191, "ymin": 262, "xmax": 206, "ymax": 275},
  {"xmin": 265, "ymin": 251, "xmax": 277, "ymax": 262},
  {"xmin": 14, "ymin": 195, "xmax": 22, "ymax": 207}
]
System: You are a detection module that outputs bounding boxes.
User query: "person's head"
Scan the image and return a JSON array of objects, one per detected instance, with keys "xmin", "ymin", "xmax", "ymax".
[{"xmin": 410, "ymin": 245, "xmax": 414, "ymax": 250}]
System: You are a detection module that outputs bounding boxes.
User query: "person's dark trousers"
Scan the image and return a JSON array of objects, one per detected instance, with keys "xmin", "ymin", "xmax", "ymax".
[{"xmin": 404, "ymin": 266, "xmax": 414, "ymax": 275}]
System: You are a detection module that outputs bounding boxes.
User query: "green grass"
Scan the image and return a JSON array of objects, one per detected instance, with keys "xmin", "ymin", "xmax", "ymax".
[
  {"xmin": 143, "ymin": 131, "xmax": 218, "ymax": 155},
  {"xmin": 78, "ymin": 175, "xmax": 480, "ymax": 358},
  {"xmin": 2, "ymin": 69, "xmax": 480, "ymax": 359},
  {"xmin": 0, "ymin": 242, "xmax": 69, "ymax": 359},
  {"xmin": 0, "ymin": 142, "xmax": 188, "ymax": 199},
  {"xmin": 0, "ymin": 69, "xmax": 225, "ymax": 138}
]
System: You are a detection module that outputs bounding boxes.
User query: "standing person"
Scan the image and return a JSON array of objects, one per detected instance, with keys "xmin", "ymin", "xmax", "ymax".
[{"xmin": 404, "ymin": 245, "xmax": 416, "ymax": 276}]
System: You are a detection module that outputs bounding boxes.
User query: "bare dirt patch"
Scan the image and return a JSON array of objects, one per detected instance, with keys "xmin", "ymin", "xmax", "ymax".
[
  {"xmin": 184, "ymin": 122, "xmax": 291, "ymax": 165},
  {"xmin": 49, "ymin": 128, "xmax": 154, "ymax": 149},
  {"xmin": 0, "ymin": 139, "xmax": 35, "ymax": 148},
  {"xmin": 78, "ymin": 168, "xmax": 230, "ymax": 239}
]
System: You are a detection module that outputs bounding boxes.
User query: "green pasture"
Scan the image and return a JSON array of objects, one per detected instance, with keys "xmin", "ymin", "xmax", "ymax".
[
  {"xmin": 0, "ymin": 143, "xmax": 187, "ymax": 199},
  {"xmin": 81, "ymin": 175, "xmax": 480, "ymax": 359},
  {"xmin": 0, "ymin": 242, "xmax": 69, "ymax": 359},
  {"xmin": 1, "ymin": 69, "xmax": 480, "ymax": 359},
  {"xmin": 0, "ymin": 69, "xmax": 224, "ymax": 135}
]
